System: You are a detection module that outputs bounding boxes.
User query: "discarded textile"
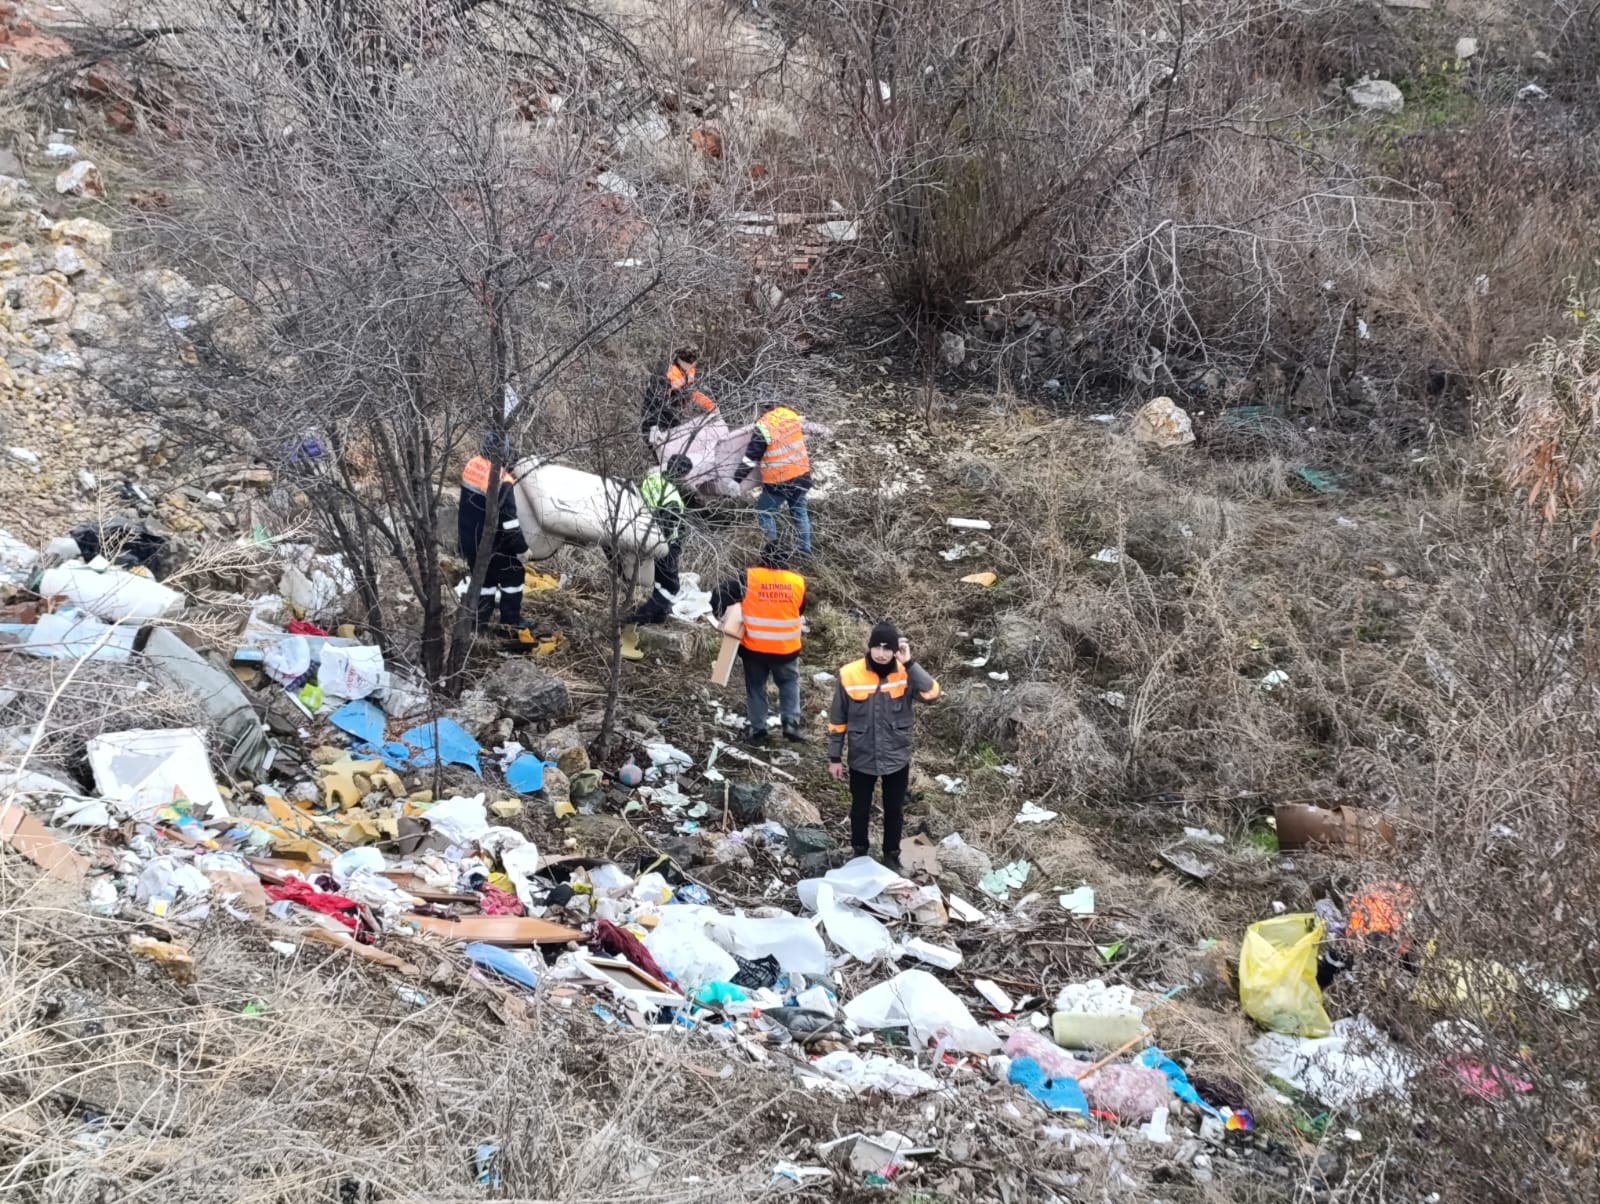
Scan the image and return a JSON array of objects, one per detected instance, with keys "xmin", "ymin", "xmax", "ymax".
[
  {"xmin": 592, "ymin": 918, "xmax": 672, "ymax": 985},
  {"xmin": 265, "ymin": 880, "xmax": 364, "ymax": 935},
  {"xmin": 478, "ymin": 885, "xmax": 525, "ymax": 916}
]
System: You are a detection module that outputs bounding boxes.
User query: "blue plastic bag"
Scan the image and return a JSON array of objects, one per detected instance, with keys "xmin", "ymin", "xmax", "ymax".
[{"xmin": 1009, "ymin": 1056, "xmax": 1089, "ymax": 1115}]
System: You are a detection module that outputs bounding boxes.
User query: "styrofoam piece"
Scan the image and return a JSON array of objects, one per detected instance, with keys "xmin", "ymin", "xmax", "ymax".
[
  {"xmin": 88, "ymin": 727, "xmax": 226, "ymax": 820},
  {"xmin": 38, "ymin": 561, "xmax": 183, "ymax": 622}
]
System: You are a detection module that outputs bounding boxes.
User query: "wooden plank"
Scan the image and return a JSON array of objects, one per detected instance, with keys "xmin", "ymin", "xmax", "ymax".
[{"xmin": 403, "ymin": 913, "xmax": 583, "ymax": 946}]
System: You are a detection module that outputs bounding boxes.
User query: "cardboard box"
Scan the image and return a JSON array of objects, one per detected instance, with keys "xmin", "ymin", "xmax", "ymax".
[{"xmin": 711, "ymin": 603, "xmax": 743, "ymax": 687}]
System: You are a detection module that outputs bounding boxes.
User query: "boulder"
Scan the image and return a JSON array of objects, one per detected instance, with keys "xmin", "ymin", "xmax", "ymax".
[
  {"xmin": 542, "ymin": 766, "xmax": 570, "ymax": 803},
  {"xmin": 1346, "ymin": 79, "xmax": 1403, "ymax": 115},
  {"xmin": 728, "ymin": 781, "xmax": 768, "ymax": 826},
  {"xmin": 54, "ymin": 161, "xmax": 104, "ymax": 196},
  {"xmin": 482, "ymin": 659, "xmax": 570, "ymax": 729},
  {"xmin": 50, "ymin": 218, "xmax": 113, "ymax": 256},
  {"xmin": 1130, "ymin": 396, "xmax": 1195, "ymax": 448},
  {"xmin": 52, "ymin": 245, "xmax": 88, "ymax": 277},
  {"xmin": 16, "ymin": 274, "xmax": 74, "ymax": 324},
  {"xmin": 555, "ymin": 745, "xmax": 589, "ymax": 777},
  {"xmin": 766, "ymin": 782, "xmax": 822, "ymax": 826}
]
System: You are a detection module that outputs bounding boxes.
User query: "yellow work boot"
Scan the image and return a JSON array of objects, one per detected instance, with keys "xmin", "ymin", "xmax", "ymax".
[{"xmin": 619, "ymin": 623, "xmax": 644, "ymax": 662}]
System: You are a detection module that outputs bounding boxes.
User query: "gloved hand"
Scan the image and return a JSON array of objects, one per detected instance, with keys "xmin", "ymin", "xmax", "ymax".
[
  {"xmin": 501, "ymin": 528, "xmax": 529, "ymax": 558},
  {"xmin": 732, "ymin": 464, "xmax": 750, "ymax": 484}
]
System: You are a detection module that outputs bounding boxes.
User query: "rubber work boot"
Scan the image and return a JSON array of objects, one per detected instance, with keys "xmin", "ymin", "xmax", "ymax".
[
  {"xmin": 619, "ymin": 623, "xmax": 644, "ymax": 662},
  {"xmin": 782, "ymin": 717, "xmax": 804, "ymax": 742},
  {"xmin": 745, "ymin": 728, "xmax": 768, "ymax": 747},
  {"xmin": 852, "ymin": 845, "xmax": 870, "ymax": 860},
  {"xmin": 882, "ymin": 851, "xmax": 903, "ymax": 872}
]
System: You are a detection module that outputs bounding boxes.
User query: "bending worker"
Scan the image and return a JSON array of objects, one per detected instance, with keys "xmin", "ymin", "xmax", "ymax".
[
  {"xmin": 620, "ymin": 457, "xmax": 691, "ymax": 660},
  {"xmin": 640, "ymin": 348, "xmax": 718, "ymax": 440},
  {"xmin": 711, "ymin": 552, "xmax": 807, "ymax": 745},
  {"xmin": 827, "ymin": 621, "xmax": 940, "ymax": 870},
  {"xmin": 457, "ymin": 432, "xmax": 528, "ymax": 628},
  {"xmin": 732, "ymin": 396, "xmax": 812, "ymax": 557}
]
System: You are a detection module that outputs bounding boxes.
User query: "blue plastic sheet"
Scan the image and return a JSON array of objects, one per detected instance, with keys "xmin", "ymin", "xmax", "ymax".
[
  {"xmin": 464, "ymin": 942, "xmax": 539, "ymax": 990},
  {"xmin": 400, "ymin": 717, "xmax": 481, "ymax": 774},
  {"xmin": 1009, "ymin": 1056, "xmax": 1089, "ymax": 1115},
  {"xmin": 330, "ymin": 699, "xmax": 385, "ymax": 746},
  {"xmin": 505, "ymin": 756, "xmax": 550, "ymax": 794},
  {"xmin": 353, "ymin": 740, "xmax": 415, "ymax": 770},
  {"xmin": 1137, "ymin": 1047, "xmax": 1222, "ymax": 1118}
]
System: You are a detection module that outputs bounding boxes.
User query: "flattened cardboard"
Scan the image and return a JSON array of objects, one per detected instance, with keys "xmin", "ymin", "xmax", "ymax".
[
  {"xmin": 0, "ymin": 801, "xmax": 89, "ymax": 882},
  {"xmin": 404, "ymin": 913, "xmax": 583, "ymax": 946},
  {"xmin": 711, "ymin": 603, "xmax": 743, "ymax": 686}
]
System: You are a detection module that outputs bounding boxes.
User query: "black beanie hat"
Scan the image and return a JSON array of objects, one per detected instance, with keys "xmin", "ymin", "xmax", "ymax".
[{"xmin": 868, "ymin": 621, "xmax": 901, "ymax": 650}]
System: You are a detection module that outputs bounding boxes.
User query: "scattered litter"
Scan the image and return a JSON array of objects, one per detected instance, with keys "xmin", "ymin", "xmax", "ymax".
[
  {"xmin": 934, "ymin": 774, "xmax": 965, "ymax": 795},
  {"xmin": 946, "ymin": 517, "xmax": 992, "ymax": 530},
  {"xmin": 940, "ymin": 545, "xmax": 971, "ymax": 561},
  {"xmin": 1015, "ymin": 801, "xmax": 1057, "ymax": 824},
  {"xmin": 1239, "ymin": 913, "xmax": 1330, "ymax": 1037},
  {"xmin": 128, "ymin": 935, "xmax": 194, "ymax": 984},
  {"xmin": 40, "ymin": 560, "xmax": 184, "ymax": 622},
  {"xmin": 1183, "ymin": 826, "xmax": 1226, "ymax": 844},
  {"xmin": 899, "ymin": 936, "xmax": 962, "ymax": 970},
  {"xmin": 1090, "ymin": 547, "xmax": 1122, "ymax": 564},
  {"xmin": 809, "ymin": 1051, "xmax": 940, "ymax": 1097},
  {"xmin": 974, "ymin": 979, "xmax": 1015, "ymax": 1013},
  {"xmin": 960, "ymin": 571, "xmax": 998, "ymax": 587},
  {"xmin": 978, "ymin": 860, "xmax": 1030, "ymax": 901},
  {"xmin": 986, "ymin": 671, "xmax": 1010, "ymax": 682},
  {"xmin": 1259, "ymin": 669, "xmax": 1291, "ymax": 690},
  {"xmin": 1251, "ymin": 1016, "xmax": 1416, "ymax": 1107},
  {"xmin": 844, "ymin": 968, "xmax": 1000, "ymax": 1053},
  {"xmin": 1, "ymin": 800, "xmax": 90, "ymax": 882},
  {"xmin": 88, "ymin": 728, "xmax": 227, "ymax": 821},
  {"xmin": 1059, "ymin": 885, "xmax": 1095, "ymax": 915}
]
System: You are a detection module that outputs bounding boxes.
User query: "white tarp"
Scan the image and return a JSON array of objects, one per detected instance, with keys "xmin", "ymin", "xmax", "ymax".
[{"xmin": 38, "ymin": 560, "xmax": 184, "ymax": 622}]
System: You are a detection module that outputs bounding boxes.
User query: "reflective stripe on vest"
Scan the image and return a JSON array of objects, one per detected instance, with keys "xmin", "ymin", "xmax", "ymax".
[
  {"xmin": 756, "ymin": 406, "xmax": 810, "ymax": 484},
  {"xmin": 740, "ymin": 566, "xmax": 805, "ymax": 655},
  {"xmin": 462, "ymin": 455, "xmax": 515, "ymax": 495},
  {"xmin": 839, "ymin": 658, "xmax": 908, "ymax": 700},
  {"xmin": 839, "ymin": 658, "xmax": 941, "ymax": 702},
  {"xmin": 641, "ymin": 471, "xmax": 684, "ymax": 511}
]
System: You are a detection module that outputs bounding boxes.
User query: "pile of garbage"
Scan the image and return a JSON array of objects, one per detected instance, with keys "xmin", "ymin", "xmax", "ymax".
[{"xmin": 4, "ymin": 520, "xmax": 1450, "ymax": 1194}]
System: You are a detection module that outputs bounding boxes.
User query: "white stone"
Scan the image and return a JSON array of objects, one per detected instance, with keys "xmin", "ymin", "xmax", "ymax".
[
  {"xmin": 1130, "ymin": 396, "xmax": 1195, "ymax": 447},
  {"xmin": 1455, "ymin": 37, "xmax": 1478, "ymax": 60},
  {"xmin": 54, "ymin": 160, "xmax": 103, "ymax": 196},
  {"xmin": 1346, "ymin": 79, "xmax": 1404, "ymax": 114},
  {"xmin": 53, "ymin": 245, "xmax": 87, "ymax": 277}
]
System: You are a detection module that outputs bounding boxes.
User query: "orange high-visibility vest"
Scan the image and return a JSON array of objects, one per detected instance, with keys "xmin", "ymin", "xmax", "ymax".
[
  {"xmin": 666, "ymin": 361, "xmax": 696, "ymax": 389},
  {"xmin": 756, "ymin": 406, "xmax": 810, "ymax": 484},
  {"xmin": 828, "ymin": 657, "xmax": 941, "ymax": 721},
  {"xmin": 688, "ymin": 389, "xmax": 716, "ymax": 413},
  {"xmin": 462, "ymin": 455, "xmax": 516, "ymax": 495},
  {"xmin": 739, "ymin": 566, "xmax": 805, "ymax": 655}
]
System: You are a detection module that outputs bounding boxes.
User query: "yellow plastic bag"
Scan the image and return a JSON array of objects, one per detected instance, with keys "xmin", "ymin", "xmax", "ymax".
[{"xmin": 1239, "ymin": 913, "xmax": 1331, "ymax": 1036}]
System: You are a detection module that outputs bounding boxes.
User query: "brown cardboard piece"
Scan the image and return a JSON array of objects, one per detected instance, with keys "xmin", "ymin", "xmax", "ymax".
[
  {"xmin": 404, "ymin": 913, "xmax": 583, "ymax": 946},
  {"xmin": 1276, "ymin": 801, "xmax": 1395, "ymax": 852},
  {"xmin": 711, "ymin": 603, "xmax": 743, "ymax": 687},
  {"xmin": 0, "ymin": 801, "xmax": 89, "ymax": 882}
]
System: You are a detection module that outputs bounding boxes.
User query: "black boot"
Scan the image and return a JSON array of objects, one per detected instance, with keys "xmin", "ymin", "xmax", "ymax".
[
  {"xmin": 745, "ymin": 728, "xmax": 768, "ymax": 747},
  {"xmin": 852, "ymin": 845, "xmax": 870, "ymax": 859},
  {"xmin": 883, "ymin": 850, "xmax": 903, "ymax": 872},
  {"xmin": 782, "ymin": 718, "xmax": 804, "ymax": 742}
]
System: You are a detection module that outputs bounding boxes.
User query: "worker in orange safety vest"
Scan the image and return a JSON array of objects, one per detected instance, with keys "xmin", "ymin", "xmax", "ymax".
[
  {"xmin": 710, "ymin": 551, "xmax": 807, "ymax": 745},
  {"xmin": 640, "ymin": 348, "xmax": 718, "ymax": 441},
  {"xmin": 456, "ymin": 431, "xmax": 528, "ymax": 627},
  {"xmin": 733, "ymin": 399, "xmax": 812, "ymax": 557},
  {"xmin": 827, "ymin": 621, "xmax": 940, "ymax": 869}
]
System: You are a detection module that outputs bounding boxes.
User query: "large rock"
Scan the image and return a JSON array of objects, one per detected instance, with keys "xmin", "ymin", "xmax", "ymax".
[
  {"xmin": 54, "ymin": 161, "xmax": 104, "ymax": 196},
  {"xmin": 1346, "ymin": 79, "xmax": 1403, "ymax": 115},
  {"xmin": 15, "ymin": 274, "xmax": 74, "ymax": 324},
  {"xmin": 727, "ymin": 781, "xmax": 823, "ymax": 827},
  {"xmin": 1130, "ymin": 396, "xmax": 1195, "ymax": 448},
  {"xmin": 50, "ymin": 218, "xmax": 113, "ymax": 256},
  {"xmin": 482, "ymin": 660, "xmax": 570, "ymax": 730}
]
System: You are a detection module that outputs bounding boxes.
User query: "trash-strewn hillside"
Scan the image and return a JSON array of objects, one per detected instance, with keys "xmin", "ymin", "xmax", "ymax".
[{"xmin": 3, "ymin": 2, "xmax": 1598, "ymax": 1202}]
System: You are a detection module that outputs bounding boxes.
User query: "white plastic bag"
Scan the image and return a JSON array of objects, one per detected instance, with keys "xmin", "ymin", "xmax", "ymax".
[
  {"xmin": 815, "ymin": 882, "xmax": 897, "ymax": 962},
  {"xmin": 319, "ymin": 644, "xmax": 385, "ymax": 700},
  {"xmin": 644, "ymin": 911, "xmax": 739, "ymax": 988},
  {"xmin": 263, "ymin": 635, "xmax": 311, "ymax": 686},
  {"xmin": 423, "ymin": 794, "xmax": 489, "ymax": 846},
  {"xmin": 38, "ymin": 560, "xmax": 184, "ymax": 622},
  {"xmin": 331, "ymin": 846, "xmax": 387, "ymax": 885},
  {"xmin": 500, "ymin": 841, "xmax": 543, "ymax": 912},
  {"xmin": 797, "ymin": 856, "xmax": 911, "ymax": 910},
  {"xmin": 843, "ymin": 968, "xmax": 1000, "ymax": 1053},
  {"xmin": 709, "ymin": 911, "xmax": 829, "ymax": 976}
]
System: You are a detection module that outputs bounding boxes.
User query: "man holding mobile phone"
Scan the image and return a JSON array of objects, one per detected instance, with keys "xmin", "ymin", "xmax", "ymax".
[{"xmin": 826, "ymin": 621, "xmax": 940, "ymax": 870}]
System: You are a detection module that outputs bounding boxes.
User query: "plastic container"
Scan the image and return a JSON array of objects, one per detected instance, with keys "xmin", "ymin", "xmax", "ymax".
[{"xmin": 1052, "ymin": 1008, "xmax": 1145, "ymax": 1050}]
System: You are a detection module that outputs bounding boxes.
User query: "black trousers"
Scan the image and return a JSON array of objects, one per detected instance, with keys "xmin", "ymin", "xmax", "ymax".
[
  {"xmin": 629, "ymin": 538, "xmax": 681, "ymax": 625},
  {"xmin": 850, "ymin": 766, "xmax": 909, "ymax": 857}
]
